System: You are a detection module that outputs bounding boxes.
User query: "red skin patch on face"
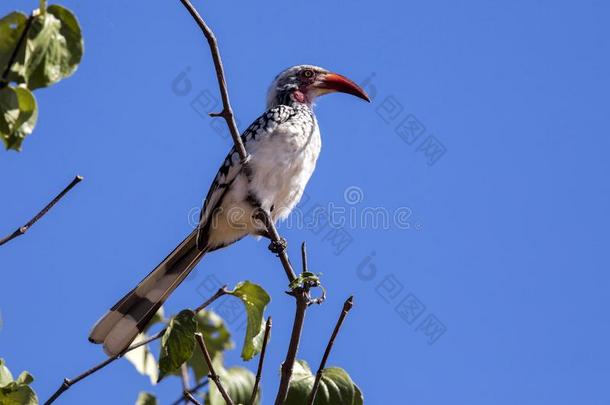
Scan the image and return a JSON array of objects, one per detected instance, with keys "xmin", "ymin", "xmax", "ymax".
[{"xmin": 293, "ymin": 90, "xmax": 306, "ymax": 103}]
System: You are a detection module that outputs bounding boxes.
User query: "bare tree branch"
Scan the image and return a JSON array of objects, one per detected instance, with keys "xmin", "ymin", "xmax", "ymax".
[
  {"xmin": 183, "ymin": 391, "xmax": 203, "ymax": 405},
  {"xmin": 195, "ymin": 332, "xmax": 234, "ymax": 405},
  {"xmin": 275, "ymin": 291, "xmax": 308, "ymax": 405},
  {"xmin": 1, "ymin": 175, "xmax": 83, "ymax": 247},
  {"xmin": 307, "ymin": 296, "xmax": 354, "ymax": 405},
  {"xmin": 181, "ymin": 364, "xmax": 203, "ymax": 405},
  {"xmin": 181, "ymin": 363, "xmax": 192, "ymax": 405},
  {"xmin": 254, "ymin": 210, "xmax": 297, "ymax": 282},
  {"xmin": 177, "ymin": 0, "xmax": 298, "ymax": 284},
  {"xmin": 177, "ymin": 0, "xmax": 246, "ymax": 160},
  {"xmin": 248, "ymin": 317, "xmax": 272, "ymax": 405},
  {"xmin": 43, "ymin": 286, "xmax": 229, "ymax": 405},
  {"xmin": 274, "ymin": 242, "xmax": 312, "ymax": 405},
  {"xmin": 170, "ymin": 380, "xmax": 209, "ymax": 405}
]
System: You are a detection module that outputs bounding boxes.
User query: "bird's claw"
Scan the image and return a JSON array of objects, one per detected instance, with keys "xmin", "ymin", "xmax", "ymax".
[{"xmin": 268, "ymin": 238, "xmax": 287, "ymax": 254}]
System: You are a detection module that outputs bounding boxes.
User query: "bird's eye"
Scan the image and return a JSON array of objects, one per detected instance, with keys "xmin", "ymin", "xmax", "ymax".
[{"xmin": 302, "ymin": 69, "xmax": 314, "ymax": 78}]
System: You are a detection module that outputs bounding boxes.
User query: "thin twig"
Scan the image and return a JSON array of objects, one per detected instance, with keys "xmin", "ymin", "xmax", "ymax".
[
  {"xmin": 195, "ymin": 333, "xmax": 234, "ymax": 405},
  {"xmin": 254, "ymin": 210, "xmax": 297, "ymax": 282},
  {"xmin": 44, "ymin": 287, "xmax": 228, "ymax": 405},
  {"xmin": 181, "ymin": 363, "xmax": 192, "ymax": 405},
  {"xmin": 248, "ymin": 317, "xmax": 272, "ymax": 405},
  {"xmin": 0, "ymin": 175, "xmax": 83, "ymax": 247},
  {"xmin": 183, "ymin": 391, "xmax": 203, "ymax": 405},
  {"xmin": 307, "ymin": 297, "xmax": 354, "ymax": 405},
  {"xmin": 178, "ymin": 0, "xmax": 246, "ymax": 160},
  {"xmin": 194, "ymin": 285, "xmax": 230, "ymax": 312},
  {"xmin": 0, "ymin": 14, "xmax": 33, "ymax": 88},
  {"xmin": 170, "ymin": 380, "xmax": 209, "ymax": 405},
  {"xmin": 301, "ymin": 241, "xmax": 308, "ymax": 273},
  {"xmin": 182, "ymin": 371, "xmax": 203, "ymax": 405}
]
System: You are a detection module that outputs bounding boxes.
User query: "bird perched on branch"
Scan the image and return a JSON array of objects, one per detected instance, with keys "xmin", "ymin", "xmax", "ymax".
[{"xmin": 89, "ymin": 65, "xmax": 369, "ymax": 356}]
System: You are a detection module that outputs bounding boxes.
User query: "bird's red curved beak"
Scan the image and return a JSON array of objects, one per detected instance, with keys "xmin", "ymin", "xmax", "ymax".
[{"xmin": 319, "ymin": 72, "xmax": 370, "ymax": 102}]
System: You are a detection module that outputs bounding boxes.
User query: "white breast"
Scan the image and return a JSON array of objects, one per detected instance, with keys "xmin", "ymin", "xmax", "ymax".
[
  {"xmin": 205, "ymin": 108, "xmax": 321, "ymax": 249},
  {"xmin": 249, "ymin": 117, "xmax": 321, "ymax": 220}
]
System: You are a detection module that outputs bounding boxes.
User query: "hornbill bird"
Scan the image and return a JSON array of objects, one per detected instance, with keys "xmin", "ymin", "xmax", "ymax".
[{"xmin": 89, "ymin": 65, "xmax": 370, "ymax": 356}]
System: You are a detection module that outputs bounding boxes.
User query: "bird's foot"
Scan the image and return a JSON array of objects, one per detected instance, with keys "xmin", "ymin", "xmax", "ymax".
[{"xmin": 268, "ymin": 238, "xmax": 287, "ymax": 254}]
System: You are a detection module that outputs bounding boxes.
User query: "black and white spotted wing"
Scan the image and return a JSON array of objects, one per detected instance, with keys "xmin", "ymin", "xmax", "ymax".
[{"xmin": 195, "ymin": 105, "xmax": 297, "ymax": 248}]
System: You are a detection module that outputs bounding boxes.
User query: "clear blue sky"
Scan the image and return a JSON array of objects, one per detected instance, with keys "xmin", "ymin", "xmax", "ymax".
[{"xmin": 1, "ymin": 1, "xmax": 609, "ymax": 404}]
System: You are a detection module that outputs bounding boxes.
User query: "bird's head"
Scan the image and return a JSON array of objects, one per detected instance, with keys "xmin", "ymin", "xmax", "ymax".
[{"xmin": 267, "ymin": 65, "xmax": 370, "ymax": 108}]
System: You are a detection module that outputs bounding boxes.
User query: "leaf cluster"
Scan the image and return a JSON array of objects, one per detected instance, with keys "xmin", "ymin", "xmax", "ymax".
[
  {"xmin": 0, "ymin": 3, "xmax": 83, "ymax": 151},
  {"xmin": 128, "ymin": 281, "xmax": 362, "ymax": 405},
  {"xmin": 0, "ymin": 358, "xmax": 38, "ymax": 405}
]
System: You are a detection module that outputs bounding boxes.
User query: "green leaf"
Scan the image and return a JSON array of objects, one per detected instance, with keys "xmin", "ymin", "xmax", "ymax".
[
  {"xmin": 124, "ymin": 334, "xmax": 159, "ymax": 385},
  {"xmin": 353, "ymin": 384, "xmax": 364, "ymax": 405},
  {"xmin": 0, "ymin": 360, "xmax": 38, "ymax": 405},
  {"xmin": 15, "ymin": 372, "xmax": 33, "ymax": 386},
  {"xmin": 285, "ymin": 360, "xmax": 363, "ymax": 405},
  {"xmin": 228, "ymin": 281, "xmax": 271, "ymax": 360},
  {"xmin": 135, "ymin": 391, "xmax": 157, "ymax": 405},
  {"xmin": 47, "ymin": 5, "xmax": 83, "ymax": 73},
  {"xmin": 0, "ymin": 383, "xmax": 38, "ymax": 405},
  {"xmin": 205, "ymin": 366, "xmax": 258, "ymax": 405},
  {"xmin": 8, "ymin": 5, "xmax": 83, "ymax": 89},
  {"xmin": 0, "ymin": 85, "xmax": 38, "ymax": 151},
  {"xmin": 158, "ymin": 309, "xmax": 197, "ymax": 381},
  {"xmin": 188, "ymin": 310, "xmax": 234, "ymax": 382},
  {"xmin": 0, "ymin": 359, "xmax": 14, "ymax": 386},
  {"xmin": 0, "ymin": 12, "xmax": 28, "ymax": 79}
]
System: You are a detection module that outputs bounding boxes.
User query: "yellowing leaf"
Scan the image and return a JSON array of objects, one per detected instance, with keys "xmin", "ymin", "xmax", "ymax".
[
  {"xmin": 124, "ymin": 334, "xmax": 159, "ymax": 385},
  {"xmin": 228, "ymin": 281, "xmax": 270, "ymax": 361}
]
